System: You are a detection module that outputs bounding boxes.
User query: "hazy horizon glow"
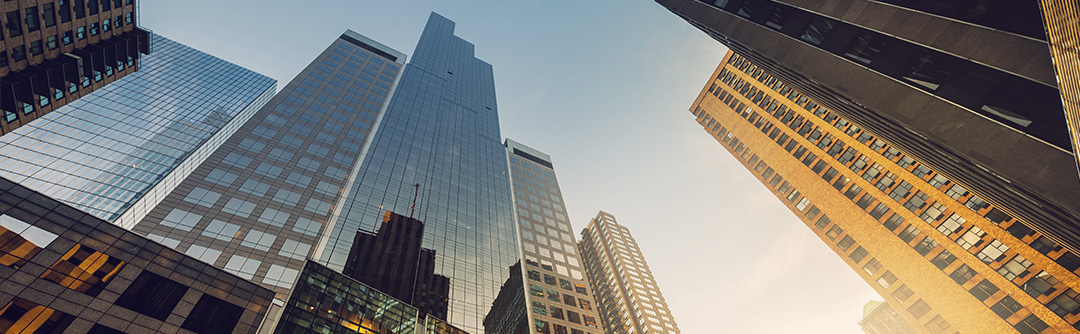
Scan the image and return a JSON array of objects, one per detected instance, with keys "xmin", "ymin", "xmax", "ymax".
[{"xmin": 141, "ymin": 1, "xmax": 879, "ymax": 332}]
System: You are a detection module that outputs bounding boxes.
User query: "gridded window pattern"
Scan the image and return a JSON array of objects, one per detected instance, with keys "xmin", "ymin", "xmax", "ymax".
[
  {"xmin": 0, "ymin": 36, "xmax": 277, "ymax": 222},
  {"xmin": 39, "ymin": 243, "xmax": 125, "ymax": 296},
  {"xmin": 275, "ymin": 261, "xmax": 420, "ymax": 334},
  {"xmin": 133, "ymin": 32, "xmax": 405, "ymax": 300}
]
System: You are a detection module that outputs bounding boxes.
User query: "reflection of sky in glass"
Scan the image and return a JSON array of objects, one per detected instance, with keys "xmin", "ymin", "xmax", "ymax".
[
  {"xmin": 0, "ymin": 35, "xmax": 276, "ymax": 222},
  {"xmin": 319, "ymin": 14, "xmax": 519, "ymax": 333},
  {"xmin": 0, "ymin": 214, "xmax": 58, "ymax": 247}
]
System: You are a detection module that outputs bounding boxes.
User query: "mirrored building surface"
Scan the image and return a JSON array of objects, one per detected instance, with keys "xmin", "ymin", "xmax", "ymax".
[
  {"xmin": 0, "ymin": 34, "xmax": 276, "ymax": 229},
  {"xmin": 316, "ymin": 13, "xmax": 519, "ymax": 334},
  {"xmin": 131, "ymin": 30, "xmax": 405, "ymax": 299}
]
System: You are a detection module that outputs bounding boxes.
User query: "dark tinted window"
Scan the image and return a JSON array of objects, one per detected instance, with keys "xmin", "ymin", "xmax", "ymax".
[
  {"xmin": 115, "ymin": 271, "xmax": 189, "ymax": 320},
  {"xmin": 181, "ymin": 295, "xmax": 245, "ymax": 334}
]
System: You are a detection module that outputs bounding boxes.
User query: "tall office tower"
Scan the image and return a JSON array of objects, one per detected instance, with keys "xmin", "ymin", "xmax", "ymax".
[
  {"xmin": 0, "ymin": 34, "xmax": 275, "ymax": 228},
  {"xmin": 1, "ymin": 0, "xmax": 151, "ymax": 134},
  {"xmin": 495, "ymin": 139, "xmax": 601, "ymax": 334},
  {"xmin": 859, "ymin": 300, "xmax": 918, "ymax": 334},
  {"xmin": 344, "ymin": 210, "xmax": 451, "ymax": 319},
  {"xmin": 578, "ymin": 211, "xmax": 680, "ymax": 334},
  {"xmin": 130, "ymin": 30, "xmax": 405, "ymax": 299},
  {"xmin": 316, "ymin": 13, "xmax": 519, "ymax": 333},
  {"xmin": 690, "ymin": 50, "xmax": 1080, "ymax": 332},
  {"xmin": 655, "ymin": 0, "xmax": 1080, "ymax": 254}
]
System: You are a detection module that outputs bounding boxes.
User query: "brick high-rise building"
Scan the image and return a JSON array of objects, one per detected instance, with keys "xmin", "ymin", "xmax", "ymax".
[
  {"xmin": 1, "ymin": 0, "xmax": 151, "ymax": 134},
  {"xmin": 578, "ymin": 211, "xmax": 680, "ymax": 334},
  {"xmin": 689, "ymin": 50, "xmax": 1080, "ymax": 333},
  {"xmin": 655, "ymin": 0, "xmax": 1080, "ymax": 255}
]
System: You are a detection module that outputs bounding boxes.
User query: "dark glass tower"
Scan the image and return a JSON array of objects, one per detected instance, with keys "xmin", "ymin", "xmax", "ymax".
[
  {"xmin": 131, "ymin": 30, "xmax": 406, "ymax": 297},
  {"xmin": 656, "ymin": 0, "xmax": 1080, "ymax": 253},
  {"xmin": 316, "ymin": 13, "xmax": 519, "ymax": 333}
]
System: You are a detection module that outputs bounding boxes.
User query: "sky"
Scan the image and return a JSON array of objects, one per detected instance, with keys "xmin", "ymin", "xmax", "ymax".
[{"xmin": 142, "ymin": 1, "xmax": 879, "ymax": 332}]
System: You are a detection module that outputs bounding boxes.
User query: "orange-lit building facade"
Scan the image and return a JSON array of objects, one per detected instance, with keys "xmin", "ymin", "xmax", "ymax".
[{"xmin": 690, "ymin": 50, "xmax": 1080, "ymax": 333}]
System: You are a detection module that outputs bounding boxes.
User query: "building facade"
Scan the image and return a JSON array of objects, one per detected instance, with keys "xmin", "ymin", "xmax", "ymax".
[
  {"xmin": 0, "ymin": 34, "xmax": 276, "ymax": 228},
  {"xmin": 315, "ymin": 13, "xmax": 520, "ymax": 334},
  {"xmin": 0, "ymin": 176, "xmax": 275, "ymax": 334},
  {"xmin": 860, "ymin": 300, "xmax": 919, "ymax": 334},
  {"xmin": 1, "ymin": 0, "xmax": 151, "ymax": 135},
  {"xmin": 690, "ymin": 50, "xmax": 1080, "ymax": 333},
  {"xmin": 656, "ymin": 0, "xmax": 1080, "ymax": 255},
  {"xmin": 130, "ymin": 29, "xmax": 405, "ymax": 300},
  {"xmin": 499, "ymin": 139, "xmax": 600, "ymax": 334},
  {"xmin": 578, "ymin": 211, "xmax": 680, "ymax": 334}
]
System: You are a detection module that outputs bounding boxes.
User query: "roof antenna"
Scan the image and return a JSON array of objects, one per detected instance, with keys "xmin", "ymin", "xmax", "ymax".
[{"xmin": 410, "ymin": 183, "xmax": 420, "ymax": 218}]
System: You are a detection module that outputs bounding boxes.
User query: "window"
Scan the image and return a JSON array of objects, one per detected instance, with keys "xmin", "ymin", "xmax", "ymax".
[
  {"xmin": 869, "ymin": 203, "xmax": 890, "ymax": 219},
  {"xmin": 890, "ymin": 181, "xmax": 913, "ymax": 201},
  {"xmin": 202, "ymin": 220, "xmax": 240, "ymax": 241},
  {"xmin": 855, "ymin": 193, "xmax": 875, "ymax": 209},
  {"xmin": 204, "ymin": 169, "xmax": 239, "ymax": 187},
  {"xmin": 532, "ymin": 301, "xmax": 547, "ymax": 315},
  {"xmin": 946, "ymin": 184, "xmax": 968, "ymax": 200},
  {"xmin": 241, "ymin": 230, "xmax": 277, "ymax": 252},
  {"xmin": 814, "ymin": 215, "xmax": 831, "ymax": 230},
  {"xmin": 931, "ymin": 249, "xmax": 956, "ymax": 270},
  {"xmin": 1031, "ymin": 236, "xmax": 1061, "ymax": 255},
  {"xmin": 920, "ymin": 202, "xmax": 946, "ymax": 223},
  {"xmin": 159, "ymin": 209, "xmax": 202, "ymax": 231},
  {"xmin": 804, "ymin": 205, "xmax": 820, "ymax": 219},
  {"xmin": 0, "ymin": 214, "xmax": 59, "ymax": 269},
  {"xmin": 90, "ymin": 23, "xmax": 98, "ymax": 36},
  {"xmin": 970, "ymin": 279, "xmax": 1000, "ymax": 301},
  {"xmin": 1013, "ymin": 315, "xmax": 1049, "ymax": 334},
  {"xmin": 534, "ymin": 320, "xmax": 550, "ymax": 334},
  {"xmin": 977, "ymin": 240, "xmax": 1009, "ymax": 263},
  {"xmin": 925, "ymin": 315, "xmax": 952, "ymax": 334},
  {"xmin": 913, "ymin": 237, "xmax": 938, "ymax": 256},
  {"xmin": 29, "ymin": 40, "xmax": 43, "ymax": 56},
  {"xmin": 876, "ymin": 271, "xmax": 897, "ymax": 289},
  {"xmin": 40, "ymin": 244, "xmax": 126, "ymax": 296},
  {"xmin": 957, "ymin": 226, "xmax": 986, "ymax": 249},
  {"xmin": 949, "ymin": 264, "xmax": 976, "ymax": 285},
  {"xmin": 1046, "ymin": 289, "xmax": 1080, "ymax": 317},
  {"xmin": 795, "ymin": 197, "xmax": 810, "ymax": 210},
  {"xmin": 116, "ymin": 271, "xmax": 189, "ymax": 320},
  {"xmin": 181, "ymin": 295, "xmax": 245, "ymax": 334},
  {"xmin": 76, "ymin": 26, "xmax": 86, "ymax": 40},
  {"xmin": 898, "ymin": 225, "xmax": 921, "ymax": 243},
  {"xmin": 0, "ymin": 298, "xmax": 74, "ymax": 333},
  {"xmin": 883, "ymin": 213, "xmax": 904, "ymax": 231},
  {"xmin": 837, "ymin": 236, "xmax": 855, "ymax": 251},
  {"xmin": 223, "ymin": 255, "xmax": 260, "ymax": 280},
  {"xmin": 937, "ymin": 214, "xmax": 966, "ymax": 236},
  {"xmin": 1023, "ymin": 271, "xmax": 1059, "ymax": 297},
  {"xmin": 826, "ymin": 226, "xmax": 843, "ymax": 240},
  {"xmin": 862, "ymin": 258, "xmax": 882, "ymax": 275},
  {"xmin": 907, "ymin": 299, "xmax": 932, "ymax": 318},
  {"xmin": 891, "ymin": 284, "xmax": 914, "ymax": 303},
  {"xmin": 24, "ymin": 7, "xmax": 39, "ymax": 32},
  {"xmin": 904, "ymin": 191, "xmax": 929, "ymax": 212},
  {"xmin": 42, "ymin": 3, "xmax": 56, "ymax": 27},
  {"xmin": 849, "ymin": 246, "xmax": 868, "ymax": 263},
  {"xmin": 990, "ymin": 296, "xmax": 1023, "ymax": 320},
  {"xmin": 998, "ymin": 255, "xmax": 1032, "ymax": 281},
  {"xmin": 221, "ymin": 198, "xmax": 257, "ymax": 218}
]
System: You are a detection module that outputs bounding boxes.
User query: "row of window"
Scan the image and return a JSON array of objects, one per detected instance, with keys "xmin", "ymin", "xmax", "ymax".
[
  {"xmin": 2, "ymin": 13, "xmax": 131, "ymax": 68},
  {"xmin": 721, "ymin": 53, "xmax": 1080, "ymax": 278},
  {"xmin": 701, "ymin": 58, "xmax": 1070, "ymax": 332},
  {"xmin": 1, "ymin": 0, "xmax": 131, "ymax": 39}
]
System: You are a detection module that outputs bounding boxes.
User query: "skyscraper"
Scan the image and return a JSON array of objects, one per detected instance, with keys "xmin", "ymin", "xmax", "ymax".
[
  {"xmin": 497, "ymin": 139, "xmax": 601, "ymax": 334},
  {"xmin": 131, "ymin": 29, "xmax": 405, "ymax": 299},
  {"xmin": 691, "ymin": 50, "xmax": 1080, "ymax": 332},
  {"xmin": 1, "ymin": 0, "xmax": 151, "ymax": 135},
  {"xmin": 655, "ymin": 0, "xmax": 1080, "ymax": 254},
  {"xmin": 316, "ymin": 13, "xmax": 519, "ymax": 333},
  {"xmin": 578, "ymin": 211, "xmax": 680, "ymax": 334},
  {"xmin": 0, "ymin": 34, "xmax": 275, "ymax": 228}
]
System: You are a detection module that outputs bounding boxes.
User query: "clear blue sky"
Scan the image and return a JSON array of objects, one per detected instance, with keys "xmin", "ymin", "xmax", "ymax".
[{"xmin": 142, "ymin": 1, "xmax": 879, "ymax": 332}]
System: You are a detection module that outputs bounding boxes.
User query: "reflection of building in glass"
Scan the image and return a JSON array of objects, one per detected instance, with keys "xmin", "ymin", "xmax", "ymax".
[
  {"xmin": 275, "ymin": 260, "xmax": 467, "ymax": 334},
  {"xmin": 317, "ymin": 13, "xmax": 519, "ymax": 334},
  {"xmin": 500, "ymin": 139, "xmax": 601, "ymax": 334},
  {"xmin": 0, "ymin": 34, "xmax": 276, "ymax": 229},
  {"xmin": 578, "ymin": 211, "xmax": 680, "ymax": 334},
  {"xmin": 0, "ymin": 0, "xmax": 151, "ymax": 135},
  {"xmin": 345, "ymin": 210, "xmax": 450, "ymax": 320},
  {"xmin": 689, "ymin": 50, "xmax": 1080, "ymax": 332},
  {"xmin": 131, "ymin": 30, "xmax": 405, "ymax": 298},
  {"xmin": 655, "ymin": 0, "xmax": 1080, "ymax": 256},
  {"xmin": 859, "ymin": 300, "xmax": 917, "ymax": 334},
  {"xmin": 484, "ymin": 262, "xmax": 529, "ymax": 334},
  {"xmin": 0, "ymin": 176, "xmax": 275, "ymax": 334}
]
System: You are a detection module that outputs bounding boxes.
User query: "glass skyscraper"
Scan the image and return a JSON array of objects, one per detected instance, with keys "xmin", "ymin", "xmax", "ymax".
[
  {"xmin": 317, "ymin": 13, "xmax": 519, "ymax": 333},
  {"xmin": 131, "ymin": 29, "xmax": 406, "ymax": 299},
  {"xmin": 0, "ymin": 34, "xmax": 276, "ymax": 229}
]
